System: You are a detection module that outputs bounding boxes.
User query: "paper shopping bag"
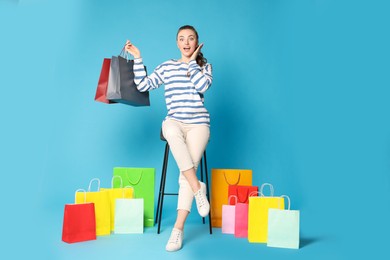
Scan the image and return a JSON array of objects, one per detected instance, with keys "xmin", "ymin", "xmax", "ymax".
[
  {"xmin": 248, "ymin": 183, "xmax": 284, "ymax": 243},
  {"xmin": 234, "ymin": 202, "xmax": 249, "ymax": 238},
  {"xmin": 62, "ymin": 189, "xmax": 96, "ymax": 243},
  {"xmin": 113, "ymin": 167, "xmax": 155, "ymax": 227},
  {"xmin": 106, "ymin": 54, "xmax": 150, "ymax": 106},
  {"xmin": 211, "ymin": 169, "xmax": 252, "ymax": 227},
  {"xmin": 114, "ymin": 186, "xmax": 144, "ymax": 234},
  {"xmin": 94, "ymin": 58, "xmax": 116, "ymax": 104},
  {"xmin": 228, "ymin": 185, "xmax": 258, "ymax": 205},
  {"xmin": 229, "ymin": 185, "xmax": 258, "ymax": 237},
  {"xmin": 75, "ymin": 178, "xmax": 111, "ymax": 236},
  {"xmin": 101, "ymin": 175, "xmax": 134, "ymax": 232},
  {"xmin": 222, "ymin": 196, "xmax": 237, "ymax": 234},
  {"xmin": 267, "ymin": 195, "xmax": 300, "ymax": 249}
]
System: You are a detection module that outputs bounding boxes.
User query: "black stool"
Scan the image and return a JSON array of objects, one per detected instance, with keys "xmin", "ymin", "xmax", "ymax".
[{"xmin": 155, "ymin": 130, "xmax": 212, "ymax": 234}]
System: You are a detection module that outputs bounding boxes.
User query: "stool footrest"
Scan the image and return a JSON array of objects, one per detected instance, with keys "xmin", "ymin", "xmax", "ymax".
[{"xmin": 163, "ymin": 193, "xmax": 179, "ymax": 196}]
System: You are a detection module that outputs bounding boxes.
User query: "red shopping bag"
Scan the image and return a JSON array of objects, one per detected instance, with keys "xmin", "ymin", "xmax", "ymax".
[
  {"xmin": 94, "ymin": 58, "xmax": 116, "ymax": 104},
  {"xmin": 62, "ymin": 189, "xmax": 96, "ymax": 243},
  {"xmin": 228, "ymin": 185, "xmax": 258, "ymax": 205}
]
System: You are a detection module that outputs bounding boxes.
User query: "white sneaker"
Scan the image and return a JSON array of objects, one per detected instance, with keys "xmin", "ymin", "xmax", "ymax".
[
  {"xmin": 165, "ymin": 228, "xmax": 183, "ymax": 252},
  {"xmin": 194, "ymin": 182, "xmax": 210, "ymax": 217}
]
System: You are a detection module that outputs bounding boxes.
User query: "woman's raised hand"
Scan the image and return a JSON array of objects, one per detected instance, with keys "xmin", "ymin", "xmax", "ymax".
[
  {"xmin": 190, "ymin": 43, "xmax": 203, "ymax": 61},
  {"xmin": 125, "ymin": 40, "xmax": 141, "ymax": 59}
]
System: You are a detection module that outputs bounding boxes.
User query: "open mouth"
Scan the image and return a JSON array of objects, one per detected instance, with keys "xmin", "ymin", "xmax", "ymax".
[{"xmin": 183, "ymin": 47, "xmax": 191, "ymax": 52}]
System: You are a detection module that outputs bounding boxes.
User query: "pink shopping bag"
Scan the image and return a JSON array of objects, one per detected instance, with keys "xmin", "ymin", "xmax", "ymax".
[
  {"xmin": 222, "ymin": 196, "xmax": 237, "ymax": 234},
  {"xmin": 234, "ymin": 202, "xmax": 249, "ymax": 238}
]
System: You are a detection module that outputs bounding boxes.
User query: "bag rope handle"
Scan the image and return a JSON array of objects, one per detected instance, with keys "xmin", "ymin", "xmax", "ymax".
[
  {"xmin": 223, "ymin": 172, "xmax": 241, "ymax": 185},
  {"xmin": 248, "ymin": 191, "xmax": 262, "ymax": 197},
  {"xmin": 280, "ymin": 195, "xmax": 291, "ymax": 210},
  {"xmin": 260, "ymin": 183, "xmax": 274, "ymax": 197},
  {"xmin": 120, "ymin": 45, "xmax": 131, "ymax": 62},
  {"xmin": 88, "ymin": 178, "xmax": 100, "ymax": 192},
  {"xmin": 125, "ymin": 170, "xmax": 143, "ymax": 186},
  {"xmin": 228, "ymin": 195, "xmax": 238, "ymax": 205},
  {"xmin": 236, "ymin": 187, "xmax": 250, "ymax": 203},
  {"xmin": 111, "ymin": 175, "xmax": 123, "ymax": 188},
  {"xmin": 75, "ymin": 189, "xmax": 87, "ymax": 204}
]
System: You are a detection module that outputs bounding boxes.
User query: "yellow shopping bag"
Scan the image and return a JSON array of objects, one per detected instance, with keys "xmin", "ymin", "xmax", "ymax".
[
  {"xmin": 75, "ymin": 178, "xmax": 111, "ymax": 236},
  {"xmin": 101, "ymin": 176, "xmax": 134, "ymax": 232},
  {"xmin": 211, "ymin": 169, "xmax": 252, "ymax": 227},
  {"xmin": 248, "ymin": 183, "xmax": 284, "ymax": 243}
]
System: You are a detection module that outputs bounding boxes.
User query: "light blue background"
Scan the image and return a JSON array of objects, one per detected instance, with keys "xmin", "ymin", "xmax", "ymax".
[{"xmin": 1, "ymin": 0, "xmax": 389, "ymax": 259}]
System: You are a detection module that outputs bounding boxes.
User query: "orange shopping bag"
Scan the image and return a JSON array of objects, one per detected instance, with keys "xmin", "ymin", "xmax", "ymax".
[{"xmin": 211, "ymin": 169, "xmax": 252, "ymax": 227}]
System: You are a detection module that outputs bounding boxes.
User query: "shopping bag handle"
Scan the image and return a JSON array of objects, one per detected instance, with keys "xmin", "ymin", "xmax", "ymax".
[
  {"xmin": 223, "ymin": 172, "xmax": 241, "ymax": 185},
  {"xmin": 249, "ymin": 191, "xmax": 262, "ymax": 197},
  {"xmin": 125, "ymin": 170, "xmax": 143, "ymax": 186},
  {"xmin": 111, "ymin": 175, "xmax": 123, "ymax": 188},
  {"xmin": 88, "ymin": 178, "xmax": 100, "ymax": 192},
  {"xmin": 236, "ymin": 187, "xmax": 250, "ymax": 203},
  {"xmin": 260, "ymin": 183, "xmax": 274, "ymax": 196},
  {"xmin": 228, "ymin": 195, "xmax": 238, "ymax": 205},
  {"xmin": 120, "ymin": 45, "xmax": 131, "ymax": 62},
  {"xmin": 75, "ymin": 189, "xmax": 87, "ymax": 204},
  {"xmin": 123, "ymin": 185, "xmax": 135, "ymax": 198},
  {"xmin": 280, "ymin": 195, "xmax": 291, "ymax": 210}
]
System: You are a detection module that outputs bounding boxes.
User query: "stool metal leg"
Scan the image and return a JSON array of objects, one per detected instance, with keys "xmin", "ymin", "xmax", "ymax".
[
  {"xmin": 200, "ymin": 157, "xmax": 205, "ymax": 224},
  {"xmin": 203, "ymin": 150, "xmax": 213, "ymax": 234},
  {"xmin": 157, "ymin": 143, "xmax": 170, "ymax": 234},
  {"xmin": 156, "ymin": 143, "xmax": 169, "ymax": 224}
]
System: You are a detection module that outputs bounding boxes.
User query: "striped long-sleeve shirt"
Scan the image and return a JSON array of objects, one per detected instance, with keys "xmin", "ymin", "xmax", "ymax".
[{"xmin": 133, "ymin": 58, "xmax": 213, "ymax": 126}]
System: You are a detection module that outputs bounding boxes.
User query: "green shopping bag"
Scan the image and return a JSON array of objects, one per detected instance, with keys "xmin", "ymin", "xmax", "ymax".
[
  {"xmin": 114, "ymin": 186, "xmax": 144, "ymax": 234},
  {"xmin": 267, "ymin": 195, "xmax": 300, "ymax": 249},
  {"xmin": 113, "ymin": 167, "xmax": 155, "ymax": 227}
]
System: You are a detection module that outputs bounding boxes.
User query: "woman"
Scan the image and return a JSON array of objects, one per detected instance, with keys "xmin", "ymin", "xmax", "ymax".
[{"xmin": 125, "ymin": 25, "xmax": 212, "ymax": 252}]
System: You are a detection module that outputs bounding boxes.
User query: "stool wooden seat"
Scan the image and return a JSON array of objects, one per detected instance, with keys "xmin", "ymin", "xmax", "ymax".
[{"xmin": 155, "ymin": 130, "xmax": 212, "ymax": 234}]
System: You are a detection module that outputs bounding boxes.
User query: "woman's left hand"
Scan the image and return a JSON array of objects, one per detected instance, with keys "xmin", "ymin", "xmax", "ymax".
[{"xmin": 190, "ymin": 43, "xmax": 204, "ymax": 61}]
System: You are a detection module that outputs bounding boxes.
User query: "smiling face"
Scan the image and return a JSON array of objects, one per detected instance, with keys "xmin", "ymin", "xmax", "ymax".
[{"xmin": 177, "ymin": 28, "xmax": 198, "ymax": 59}]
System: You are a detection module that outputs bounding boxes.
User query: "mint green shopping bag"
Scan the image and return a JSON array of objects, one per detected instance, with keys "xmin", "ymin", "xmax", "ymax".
[
  {"xmin": 113, "ymin": 167, "xmax": 155, "ymax": 227},
  {"xmin": 267, "ymin": 195, "xmax": 300, "ymax": 249},
  {"xmin": 114, "ymin": 186, "xmax": 144, "ymax": 234}
]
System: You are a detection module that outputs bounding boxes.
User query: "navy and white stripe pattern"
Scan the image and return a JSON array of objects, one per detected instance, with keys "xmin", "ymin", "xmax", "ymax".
[{"xmin": 133, "ymin": 58, "xmax": 212, "ymax": 125}]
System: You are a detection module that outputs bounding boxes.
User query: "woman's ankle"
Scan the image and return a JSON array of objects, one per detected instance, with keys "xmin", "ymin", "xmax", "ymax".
[{"xmin": 174, "ymin": 224, "xmax": 184, "ymax": 231}]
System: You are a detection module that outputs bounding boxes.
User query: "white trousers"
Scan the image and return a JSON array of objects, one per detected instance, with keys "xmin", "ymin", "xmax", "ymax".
[{"xmin": 162, "ymin": 119, "xmax": 210, "ymax": 212}]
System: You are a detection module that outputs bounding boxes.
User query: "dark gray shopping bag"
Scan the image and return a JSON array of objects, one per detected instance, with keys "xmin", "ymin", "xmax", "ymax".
[{"xmin": 106, "ymin": 55, "xmax": 150, "ymax": 106}]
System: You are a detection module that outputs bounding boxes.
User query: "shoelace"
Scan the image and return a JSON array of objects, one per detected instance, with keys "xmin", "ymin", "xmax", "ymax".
[
  {"xmin": 169, "ymin": 230, "xmax": 181, "ymax": 244},
  {"xmin": 195, "ymin": 190, "xmax": 206, "ymax": 207}
]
